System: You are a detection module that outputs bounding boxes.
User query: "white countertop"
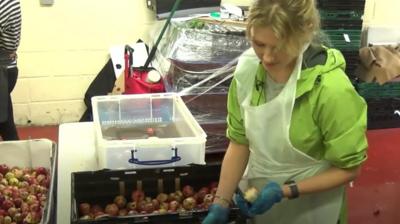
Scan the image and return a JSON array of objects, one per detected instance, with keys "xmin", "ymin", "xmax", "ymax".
[{"xmin": 57, "ymin": 122, "xmax": 98, "ymax": 224}]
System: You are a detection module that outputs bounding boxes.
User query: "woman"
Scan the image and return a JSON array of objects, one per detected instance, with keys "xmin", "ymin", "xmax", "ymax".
[
  {"xmin": 202, "ymin": 0, "xmax": 367, "ymax": 223},
  {"xmin": 0, "ymin": 0, "xmax": 21, "ymax": 140}
]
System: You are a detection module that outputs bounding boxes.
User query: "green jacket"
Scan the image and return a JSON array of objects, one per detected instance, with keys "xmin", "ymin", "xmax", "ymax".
[{"xmin": 227, "ymin": 45, "xmax": 368, "ymax": 169}]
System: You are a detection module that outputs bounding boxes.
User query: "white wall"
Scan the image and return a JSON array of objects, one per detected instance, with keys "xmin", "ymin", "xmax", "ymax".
[{"xmin": 11, "ymin": 0, "xmax": 400, "ymax": 125}]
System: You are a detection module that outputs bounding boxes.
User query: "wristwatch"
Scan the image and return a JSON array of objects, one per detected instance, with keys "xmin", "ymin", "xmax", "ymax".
[{"xmin": 284, "ymin": 180, "xmax": 299, "ymax": 199}]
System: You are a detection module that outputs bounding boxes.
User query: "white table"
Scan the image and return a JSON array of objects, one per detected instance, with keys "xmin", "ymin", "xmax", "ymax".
[{"xmin": 57, "ymin": 122, "xmax": 98, "ymax": 224}]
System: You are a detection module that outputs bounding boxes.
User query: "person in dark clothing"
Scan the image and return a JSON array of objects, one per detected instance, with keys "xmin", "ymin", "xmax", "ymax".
[{"xmin": 0, "ymin": 0, "xmax": 21, "ymax": 140}]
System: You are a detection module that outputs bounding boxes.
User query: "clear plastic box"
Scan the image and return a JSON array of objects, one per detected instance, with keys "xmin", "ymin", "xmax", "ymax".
[{"xmin": 91, "ymin": 93, "xmax": 207, "ymax": 169}]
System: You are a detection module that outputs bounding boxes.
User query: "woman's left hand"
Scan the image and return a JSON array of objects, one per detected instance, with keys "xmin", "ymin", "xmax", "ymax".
[{"xmin": 248, "ymin": 182, "xmax": 283, "ymax": 216}]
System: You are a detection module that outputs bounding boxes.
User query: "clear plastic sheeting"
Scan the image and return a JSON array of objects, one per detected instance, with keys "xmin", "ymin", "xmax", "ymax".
[
  {"xmin": 153, "ymin": 20, "xmax": 250, "ymax": 93},
  {"xmin": 150, "ymin": 20, "xmax": 249, "ymax": 124}
]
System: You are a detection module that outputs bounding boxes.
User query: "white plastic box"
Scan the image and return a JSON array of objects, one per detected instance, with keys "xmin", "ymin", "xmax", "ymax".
[
  {"xmin": 0, "ymin": 139, "xmax": 57, "ymax": 224},
  {"xmin": 92, "ymin": 93, "xmax": 207, "ymax": 169}
]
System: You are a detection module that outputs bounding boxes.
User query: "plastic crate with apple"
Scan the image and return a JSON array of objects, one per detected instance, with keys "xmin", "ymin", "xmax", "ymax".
[{"xmin": 91, "ymin": 93, "xmax": 207, "ymax": 170}]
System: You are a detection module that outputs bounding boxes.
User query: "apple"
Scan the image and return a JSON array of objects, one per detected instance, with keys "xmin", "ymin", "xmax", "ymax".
[
  {"xmin": 182, "ymin": 197, "xmax": 196, "ymax": 210},
  {"xmin": 182, "ymin": 185, "xmax": 194, "ymax": 198},
  {"xmin": 113, "ymin": 195, "xmax": 127, "ymax": 209},
  {"xmin": 210, "ymin": 187, "xmax": 218, "ymax": 195},
  {"xmin": 143, "ymin": 202, "xmax": 155, "ymax": 213},
  {"xmin": 118, "ymin": 208, "xmax": 128, "ymax": 216},
  {"xmin": 156, "ymin": 193, "xmax": 168, "ymax": 203},
  {"xmin": 90, "ymin": 204, "xmax": 103, "ymax": 214},
  {"xmin": 3, "ymin": 216, "xmax": 11, "ymax": 224},
  {"xmin": 151, "ymin": 199, "xmax": 160, "ymax": 210},
  {"xmin": 136, "ymin": 201, "xmax": 146, "ymax": 212},
  {"xmin": 1, "ymin": 199, "xmax": 14, "ymax": 210},
  {"xmin": 126, "ymin": 202, "xmax": 137, "ymax": 211},
  {"xmin": 168, "ymin": 200, "xmax": 179, "ymax": 212},
  {"xmin": 196, "ymin": 187, "xmax": 209, "ymax": 203},
  {"xmin": 79, "ymin": 203, "xmax": 91, "ymax": 216},
  {"xmin": 244, "ymin": 187, "xmax": 259, "ymax": 203},
  {"xmin": 105, "ymin": 203, "xmax": 119, "ymax": 216},
  {"xmin": 0, "ymin": 164, "xmax": 10, "ymax": 175},
  {"xmin": 35, "ymin": 167, "xmax": 48, "ymax": 176},
  {"xmin": 131, "ymin": 190, "xmax": 145, "ymax": 202}
]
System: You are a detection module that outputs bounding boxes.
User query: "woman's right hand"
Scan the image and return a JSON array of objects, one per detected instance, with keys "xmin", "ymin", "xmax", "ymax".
[{"xmin": 202, "ymin": 204, "xmax": 229, "ymax": 224}]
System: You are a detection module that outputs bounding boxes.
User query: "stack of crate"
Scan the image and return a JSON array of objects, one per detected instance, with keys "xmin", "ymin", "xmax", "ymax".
[
  {"xmin": 318, "ymin": 0, "xmax": 365, "ymax": 78},
  {"xmin": 318, "ymin": 0, "xmax": 400, "ymax": 129}
]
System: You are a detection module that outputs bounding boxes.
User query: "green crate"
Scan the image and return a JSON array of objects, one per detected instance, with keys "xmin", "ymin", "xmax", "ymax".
[
  {"xmin": 324, "ymin": 29, "xmax": 361, "ymax": 51},
  {"xmin": 356, "ymin": 82, "xmax": 400, "ymax": 99},
  {"xmin": 320, "ymin": 10, "xmax": 363, "ymax": 21}
]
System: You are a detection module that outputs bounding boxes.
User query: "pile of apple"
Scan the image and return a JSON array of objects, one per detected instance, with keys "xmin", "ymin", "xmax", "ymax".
[
  {"xmin": 79, "ymin": 182, "xmax": 219, "ymax": 220},
  {"xmin": 0, "ymin": 164, "xmax": 51, "ymax": 224}
]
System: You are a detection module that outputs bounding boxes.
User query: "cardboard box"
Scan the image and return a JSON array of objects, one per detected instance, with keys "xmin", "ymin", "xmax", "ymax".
[{"xmin": 0, "ymin": 139, "xmax": 57, "ymax": 224}]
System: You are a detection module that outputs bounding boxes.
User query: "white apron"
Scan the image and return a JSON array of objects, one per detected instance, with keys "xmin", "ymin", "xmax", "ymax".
[{"xmin": 235, "ymin": 49, "xmax": 344, "ymax": 224}]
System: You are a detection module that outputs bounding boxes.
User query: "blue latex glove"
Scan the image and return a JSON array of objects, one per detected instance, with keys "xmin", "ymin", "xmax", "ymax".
[
  {"xmin": 234, "ymin": 191, "xmax": 252, "ymax": 217},
  {"xmin": 248, "ymin": 182, "xmax": 283, "ymax": 216},
  {"xmin": 202, "ymin": 204, "xmax": 229, "ymax": 224}
]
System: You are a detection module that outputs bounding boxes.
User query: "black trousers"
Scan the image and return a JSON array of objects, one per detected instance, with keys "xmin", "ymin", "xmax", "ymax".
[{"xmin": 0, "ymin": 67, "xmax": 19, "ymax": 140}]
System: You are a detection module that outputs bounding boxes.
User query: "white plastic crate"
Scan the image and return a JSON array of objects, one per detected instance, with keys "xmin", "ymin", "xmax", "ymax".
[
  {"xmin": 92, "ymin": 93, "xmax": 207, "ymax": 169},
  {"xmin": 0, "ymin": 139, "xmax": 57, "ymax": 224}
]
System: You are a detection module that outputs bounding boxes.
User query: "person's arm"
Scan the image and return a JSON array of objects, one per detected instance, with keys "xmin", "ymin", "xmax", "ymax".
[
  {"xmin": 281, "ymin": 165, "xmax": 361, "ymax": 198},
  {"xmin": 283, "ymin": 64, "xmax": 368, "ymax": 198},
  {"xmin": 213, "ymin": 141, "xmax": 250, "ymax": 207}
]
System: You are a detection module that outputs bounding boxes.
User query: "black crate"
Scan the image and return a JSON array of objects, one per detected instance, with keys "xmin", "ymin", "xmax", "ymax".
[
  {"xmin": 71, "ymin": 164, "xmax": 244, "ymax": 224},
  {"xmin": 320, "ymin": 10, "xmax": 363, "ymax": 29},
  {"xmin": 366, "ymin": 98, "xmax": 400, "ymax": 129},
  {"xmin": 317, "ymin": 0, "xmax": 366, "ymax": 10}
]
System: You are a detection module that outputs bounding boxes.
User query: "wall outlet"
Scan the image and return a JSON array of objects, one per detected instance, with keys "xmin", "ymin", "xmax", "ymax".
[{"xmin": 40, "ymin": 0, "xmax": 54, "ymax": 6}]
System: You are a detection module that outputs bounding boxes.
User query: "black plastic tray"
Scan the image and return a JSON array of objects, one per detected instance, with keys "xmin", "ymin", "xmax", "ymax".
[
  {"xmin": 317, "ymin": 0, "xmax": 366, "ymax": 10},
  {"xmin": 366, "ymin": 98, "xmax": 400, "ymax": 129},
  {"xmin": 71, "ymin": 164, "xmax": 244, "ymax": 224}
]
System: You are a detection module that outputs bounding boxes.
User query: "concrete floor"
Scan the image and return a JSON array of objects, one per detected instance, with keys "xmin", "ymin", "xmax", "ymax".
[{"xmin": 14, "ymin": 125, "xmax": 400, "ymax": 224}]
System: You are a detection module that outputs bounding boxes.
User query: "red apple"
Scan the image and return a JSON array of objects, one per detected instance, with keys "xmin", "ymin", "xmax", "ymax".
[
  {"xmin": 143, "ymin": 202, "xmax": 155, "ymax": 213},
  {"xmin": 209, "ymin": 181, "xmax": 218, "ymax": 189},
  {"xmin": 13, "ymin": 198, "xmax": 22, "ymax": 208},
  {"xmin": 168, "ymin": 200, "xmax": 179, "ymax": 212},
  {"xmin": 210, "ymin": 187, "xmax": 218, "ymax": 195},
  {"xmin": 0, "ymin": 164, "xmax": 9, "ymax": 175},
  {"xmin": 131, "ymin": 190, "xmax": 145, "ymax": 202},
  {"xmin": 90, "ymin": 204, "xmax": 103, "ymax": 214},
  {"xmin": 113, "ymin": 195, "xmax": 127, "ymax": 209},
  {"xmin": 137, "ymin": 201, "xmax": 148, "ymax": 212},
  {"xmin": 1, "ymin": 199, "xmax": 14, "ymax": 210},
  {"xmin": 79, "ymin": 203, "xmax": 91, "ymax": 216},
  {"xmin": 105, "ymin": 203, "xmax": 119, "ymax": 216},
  {"xmin": 197, "ymin": 187, "xmax": 209, "ymax": 203},
  {"xmin": 35, "ymin": 167, "xmax": 48, "ymax": 176},
  {"xmin": 151, "ymin": 199, "xmax": 160, "ymax": 210},
  {"xmin": 182, "ymin": 185, "xmax": 194, "ymax": 198}
]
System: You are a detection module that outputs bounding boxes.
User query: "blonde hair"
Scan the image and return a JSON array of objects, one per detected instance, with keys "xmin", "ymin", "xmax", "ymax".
[{"xmin": 246, "ymin": 0, "xmax": 321, "ymax": 56}]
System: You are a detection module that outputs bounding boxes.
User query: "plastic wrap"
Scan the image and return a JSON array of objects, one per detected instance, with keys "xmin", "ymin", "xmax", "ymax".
[
  {"xmin": 151, "ymin": 20, "xmax": 250, "ymax": 124},
  {"xmin": 153, "ymin": 20, "xmax": 250, "ymax": 93}
]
